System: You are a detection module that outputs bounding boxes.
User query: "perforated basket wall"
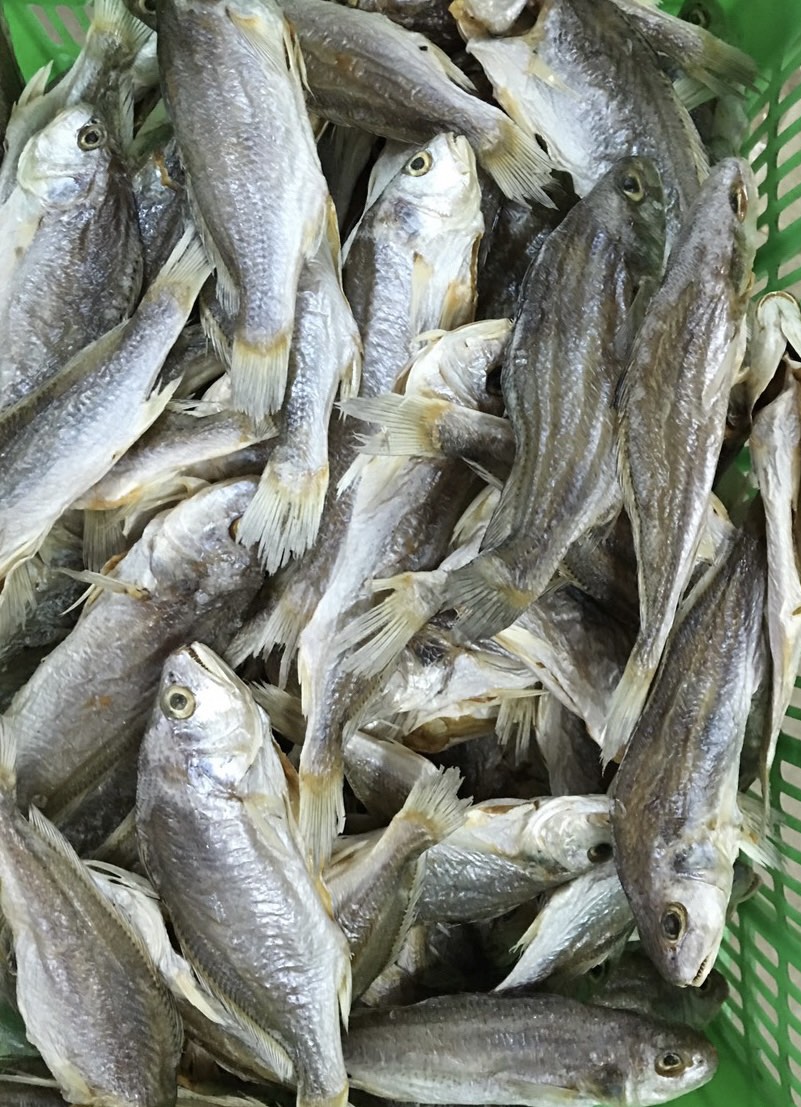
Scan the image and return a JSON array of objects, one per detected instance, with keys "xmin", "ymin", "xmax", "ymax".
[{"xmin": 1, "ymin": 0, "xmax": 801, "ymax": 1103}]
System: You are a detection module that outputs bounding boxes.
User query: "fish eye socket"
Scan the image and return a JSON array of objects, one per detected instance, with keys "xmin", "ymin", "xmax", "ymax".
[
  {"xmin": 729, "ymin": 182, "xmax": 748, "ymax": 222},
  {"xmin": 142, "ymin": 0, "xmax": 156, "ymax": 11},
  {"xmin": 587, "ymin": 841, "xmax": 613, "ymax": 864},
  {"xmin": 228, "ymin": 516, "xmax": 241, "ymax": 540},
  {"xmin": 161, "ymin": 685, "xmax": 196, "ymax": 719},
  {"xmin": 685, "ymin": 4, "xmax": 710, "ymax": 28},
  {"xmin": 405, "ymin": 151, "xmax": 433, "ymax": 176},
  {"xmin": 660, "ymin": 903, "xmax": 688, "ymax": 943},
  {"xmin": 620, "ymin": 173, "xmax": 645, "ymax": 202},
  {"xmin": 588, "ymin": 961, "xmax": 606, "ymax": 981},
  {"xmin": 655, "ymin": 1051, "xmax": 686, "ymax": 1077},
  {"xmin": 77, "ymin": 122, "xmax": 106, "ymax": 151}
]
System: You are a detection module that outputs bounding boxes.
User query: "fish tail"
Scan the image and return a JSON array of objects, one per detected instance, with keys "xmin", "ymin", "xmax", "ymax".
[
  {"xmin": 337, "ymin": 570, "xmax": 446, "ymax": 680},
  {"xmin": 480, "ymin": 118, "xmax": 555, "ymax": 206},
  {"xmin": 446, "ymin": 553, "xmax": 531, "ymax": 642},
  {"xmin": 298, "ymin": 764, "xmax": 345, "ymax": 871},
  {"xmin": 82, "ymin": 509, "xmax": 126, "ymax": 573},
  {"xmin": 231, "ymin": 328, "xmax": 292, "ymax": 421},
  {"xmin": 398, "ymin": 766, "xmax": 470, "ymax": 842},
  {"xmin": 225, "ymin": 586, "xmax": 315, "ymax": 682},
  {"xmin": 150, "ymin": 228, "xmax": 212, "ymax": 311},
  {"xmin": 0, "ymin": 558, "xmax": 40, "ymax": 650},
  {"xmin": 88, "ymin": 0, "xmax": 151, "ymax": 57},
  {"xmin": 296, "ymin": 1083, "xmax": 349, "ymax": 1107},
  {"xmin": 238, "ymin": 457, "xmax": 329, "ymax": 573},
  {"xmin": 496, "ymin": 693, "xmax": 541, "ymax": 761},
  {"xmin": 200, "ymin": 292, "xmax": 233, "ymax": 368},
  {"xmin": 599, "ymin": 653, "xmax": 655, "ymax": 768},
  {"xmin": 337, "ymin": 343, "xmax": 363, "ymax": 404},
  {"xmin": 341, "ymin": 395, "xmax": 448, "ymax": 458}
]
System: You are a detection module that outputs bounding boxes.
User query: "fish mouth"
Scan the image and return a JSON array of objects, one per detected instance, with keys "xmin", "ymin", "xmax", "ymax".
[{"xmin": 692, "ymin": 953, "xmax": 713, "ymax": 988}]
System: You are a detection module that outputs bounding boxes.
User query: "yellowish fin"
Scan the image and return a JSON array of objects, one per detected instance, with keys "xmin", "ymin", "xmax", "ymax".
[
  {"xmin": 481, "ymin": 118, "xmax": 555, "ymax": 206},
  {"xmin": 238, "ymin": 458, "xmax": 329, "ymax": 573},
  {"xmin": 230, "ymin": 328, "xmax": 292, "ymax": 420}
]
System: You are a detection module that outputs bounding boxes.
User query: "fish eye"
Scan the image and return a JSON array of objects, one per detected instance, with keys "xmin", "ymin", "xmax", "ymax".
[
  {"xmin": 77, "ymin": 122, "xmax": 107, "ymax": 151},
  {"xmin": 588, "ymin": 961, "xmax": 607, "ymax": 982},
  {"xmin": 620, "ymin": 172, "xmax": 645, "ymax": 202},
  {"xmin": 142, "ymin": 0, "xmax": 156, "ymax": 11},
  {"xmin": 729, "ymin": 182, "xmax": 748, "ymax": 222},
  {"xmin": 228, "ymin": 516, "xmax": 241, "ymax": 540},
  {"xmin": 405, "ymin": 151, "xmax": 433, "ymax": 177},
  {"xmin": 161, "ymin": 685, "xmax": 196, "ymax": 719},
  {"xmin": 587, "ymin": 842, "xmax": 613, "ymax": 864},
  {"xmin": 661, "ymin": 903, "xmax": 688, "ymax": 943},
  {"xmin": 685, "ymin": 4, "xmax": 710, "ymax": 28},
  {"xmin": 655, "ymin": 1051, "xmax": 687, "ymax": 1077}
]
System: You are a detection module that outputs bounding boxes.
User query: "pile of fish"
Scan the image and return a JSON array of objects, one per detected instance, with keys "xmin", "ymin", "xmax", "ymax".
[{"xmin": 0, "ymin": 0, "xmax": 798, "ymax": 1104}]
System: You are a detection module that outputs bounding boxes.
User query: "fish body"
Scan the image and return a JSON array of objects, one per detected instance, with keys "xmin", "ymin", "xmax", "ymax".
[
  {"xmin": 603, "ymin": 156, "xmax": 758, "ymax": 759},
  {"xmin": 159, "ymin": 0, "xmax": 331, "ymax": 418},
  {"xmin": 136, "ymin": 643, "xmax": 351, "ymax": 1107},
  {"xmin": 0, "ymin": 104, "xmax": 142, "ymax": 410},
  {"xmin": 612, "ymin": 526, "xmax": 767, "ymax": 987},
  {"xmin": 344, "ymin": 993, "xmax": 717, "ymax": 1105}
]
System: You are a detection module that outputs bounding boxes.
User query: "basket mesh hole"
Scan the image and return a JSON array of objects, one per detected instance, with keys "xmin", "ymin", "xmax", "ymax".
[
  {"xmin": 30, "ymin": 4, "xmax": 64, "ymax": 45},
  {"xmin": 754, "ymin": 933, "xmax": 779, "ymax": 967},
  {"xmin": 755, "ymin": 987, "xmax": 779, "ymax": 1025},
  {"xmin": 780, "ymin": 820, "xmax": 801, "ymax": 855},
  {"xmin": 778, "ymin": 195, "xmax": 801, "ymax": 232},
  {"xmin": 755, "ymin": 961, "xmax": 779, "ymax": 999},
  {"xmin": 789, "ymin": 1023, "xmax": 801, "ymax": 1056},
  {"xmin": 782, "ymin": 792, "xmax": 801, "ymax": 822},
  {"xmin": 778, "ymin": 75, "xmax": 801, "ymax": 135},
  {"xmin": 755, "ymin": 1020, "xmax": 780, "ymax": 1058},
  {"xmin": 761, "ymin": 1053, "xmax": 781, "ymax": 1086},
  {"xmin": 778, "ymin": 125, "xmax": 801, "ymax": 169},
  {"xmin": 792, "ymin": 1089, "xmax": 801, "ymax": 1107}
]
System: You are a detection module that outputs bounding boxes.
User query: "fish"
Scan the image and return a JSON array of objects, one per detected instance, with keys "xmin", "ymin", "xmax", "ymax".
[
  {"xmin": 327, "ymin": 767, "xmax": 469, "ymax": 996},
  {"xmin": 602, "ymin": 156, "xmax": 758, "ymax": 762},
  {"xmin": 343, "ymin": 0, "xmax": 463, "ymax": 53},
  {"xmin": 4, "ymin": 477, "xmax": 264, "ymax": 854},
  {"xmin": 0, "ymin": 733, "xmax": 181, "ymax": 1106},
  {"xmin": 558, "ymin": 943, "xmax": 729, "ymax": 1030},
  {"xmin": 495, "ymin": 861, "xmax": 634, "ymax": 990},
  {"xmin": 414, "ymin": 795, "xmax": 613, "ymax": 924},
  {"xmin": 276, "ymin": 0, "xmax": 555, "ymax": 204},
  {"xmin": 0, "ymin": 230, "xmax": 209, "ymax": 631},
  {"xmin": 536, "ymin": 697, "xmax": 607, "ymax": 797},
  {"xmin": 468, "ymin": 0, "xmax": 707, "ymax": 241},
  {"xmin": 136, "ymin": 643, "xmax": 352, "ymax": 1107},
  {"xmin": 131, "ymin": 131, "xmax": 188, "ymax": 287},
  {"xmin": 0, "ymin": 0, "xmax": 151, "ymax": 203},
  {"xmin": 450, "ymin": 0, "xmax": 529, "ymax": 37},
  {"xmin": 438, "ymin": 155, "xmax": 665, "ymax": 641},
  {"xmin": 344, "ymin": 993, "xmax": 718, "ymax": 1105},
  {"xmin": 158, "ymin": 0, "xmax": 334, "ymax": 419},
  {"xmin": 612, "ymin": 524, "xmax": 768, "ymax": 987},
  {"xmin": 0, "ymin": 104, "xmax": 143, "ymax": 410}
]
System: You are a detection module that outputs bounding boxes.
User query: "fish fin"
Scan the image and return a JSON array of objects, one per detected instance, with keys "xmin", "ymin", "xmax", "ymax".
[
  {"xmin": 200, "ymin": 291, "xmax": 234, "ymax": 368},
  {"xmin": 446, "ymin": 554, "xmax": 531, "ymax": 641},
  {"xmin": 342, "ymin": 395, "xmax": 448, "ymax": 457},
  {"xmin": 184, "ymin": 181, "xmax": 239, "ymax": 318},
  {"xmin": 0, "ymin": 718, "xmax": 16, "ymax": 794},
  {"xmin": 89, "ymin": 0, "xmax": 152, "ymax": 59},
  {"xmin": 56, "ymin": 567, "xmax": 149, "ymax": 601},
  {"xmin": 673, "ymin": 74, "xmax": 717, "ymax": 112},
  {"xmin": 230, "ymin": 327, "xmax": 292, "ymax": 421},
  {"xmin": 674, "ymin": 93, "xmax": 710, "ymax": 185},
  {"xmin": 337, "ymin": 570, "xmax": 446, "ymax": 680},
  {"xmin": 0, "ymin": 558, "xmax": 40, "ymax": 643},
  {"xmin": 229, "ymin": 4, "xmax": 292, "ymax": 76},
  {"xmin": 496, "ymin": 693, "xmax": 540, "ymax": 761},
  {"xmin": 298, "ymin": 767, "xmax": 346, "ymax": 872},
  {"xmin": 337, "ymin": 951, "xmax": 352, "ymax": 1029},
  {"xmin": 336, "ymin": 452, "xmax": 371, "ymax": 497},
  {"xmin": 481, "ymin": 118, "xmax": 555, "ymax": 206},
  {"xmin": 238, "ymin": 458, "xmax": 328, "ymax": 573},
  {"xmin": 423, "ymin": 36, "xmax": 476, "ymax": 91},
  {"xmin": 599, "ymin": 654, "xmax": 654, "ymax": 768},
  {"xmin": 251, "ymin": 684, "xmax": 305, "ymax": 744},
  {"xmin": 150, "ymin": 227, "xmax": 212, "ymax": 308},
  {"xmin": 337, "ymin": 344, "xmax": 363, "ymax": 404},
  {"xmin": 82, "ymin": 510, "xmax": 126, "ymax": 572},
  {"xmin": 398, "ymin": 765, "xmax": 470, "ymax": 841},
  {"xmin": 738, "ymin": 792, "xmax": 783, "ymax": 871},
  {"xmin": 15, "ymin": 61, "xmax": 52, "ymax": 108}
]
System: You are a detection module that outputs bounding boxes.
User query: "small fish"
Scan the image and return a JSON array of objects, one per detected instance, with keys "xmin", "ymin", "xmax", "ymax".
[
  {"xmin": 414, "ymin": 795, "xmax": 613, "ymax": 924},
  {"xmin": 131, "ymin": 130, "xmax": 188, "ymax": 287},
  {"xmin": 495, "ymin": 861, "xmax": 634, "ymax": 990},
  {"xmin": 159, "ymin": 0, "xmax": 334, "ymax": 419},
  {"xmin": 277, "ymin": 0, "xmax": 555, "ymax": 204},
  {"xmin": 536, "ymin": 697, "xmax": 607, "ymax": 797},
  {"xmin": 602, "ymin": 156, "xmax": 758, "ymax": 762},
  {"xmin": 0, "ymin": 735, "xmax": 181, "ymax": 1106},
  {"xmin": 612, "ymin": 525, "xmax": 768, "ymax": 987},
  {"xmin": 328, "ymin": 767, "xmax": 469, "ymax": 996},
  {"xmin": 468, "ymin": 0, "xmax": 707, "ymax": 241},
  {"xmin": 344, "ymin": 993, "xmax": 718, "ymax": 1105},
  {"xmin": 0, "ymin": 104, "xmax": 143, "ymax": 410},
  {"xmin": 136, "ymin": 643, "xmax": 352, "ymax": 1107},
  {"xmin": 0, "ymin": 230, "xmax": 209, "ymax": 621}
]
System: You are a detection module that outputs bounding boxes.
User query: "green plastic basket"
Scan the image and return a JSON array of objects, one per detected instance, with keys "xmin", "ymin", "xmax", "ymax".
[{"xmin": 2, "ymin": 0, "xmax": 801, "ymax": 1103}]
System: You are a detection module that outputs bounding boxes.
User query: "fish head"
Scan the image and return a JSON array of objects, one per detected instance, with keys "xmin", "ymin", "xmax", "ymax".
[
  {"xmin": 16, "ymin": 104, "xmax": 114, "ymax": 206},
  {"xmin": 597, "ymin": 155, "xmax": 666, "ymax": 286},
  {"xmin": 154, "ymin": 643, "xmax": 267, "ymax": 788},
  {"xmin": 404, "ymin": 318, "xmax": 511, "ymax": 412},
  {"xmin": 624, "ymin": 1018, "xmax": 718, "ymax": 1105},
  {"xmin": 389, "ymin": 132, "xmax": 482, "ymax": 227},
  {"xmin": 632, "ymin": 847, "xmax": 731, "ymax": 989},
  {"xmin": 525, "ymin": 795, "xmax": 614, "ymax": 877},
  {"xmin": 685, "ymin": 156, "xmax": 759, "ymax": 308}
]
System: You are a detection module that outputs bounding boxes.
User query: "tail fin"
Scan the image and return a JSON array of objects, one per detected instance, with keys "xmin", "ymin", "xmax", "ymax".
[
  {"xmin": 481, "ymin": 117, "xmax": 555, "ymax": 206},
  {"xmin": 397, "ymin": 766, "xmax": 470, "ymax": 842},
  {"xmin": 338, "ymin": 570, "xmax": 446, "ymax": 680},
  {"xmin": 88, "ymin": 0, "xmax": 152, "ymax": 60},
  {"xmin": 445, "ymin": 552, "xmax": 531, "ymax": 641},
  {"xmin": 237, "ymin": 457, "xmax": 328, "ymax": 573},
  {"xmin": 230, "ymin": 328, "xmax": 291, "ymax": 421},
  {"xmin": 342, "ymin": 395, "xmax": 449, "ymax": 458},
  {"xmin": 599, "ymin": 654, "xmax": 654, "ymax": 768},
  {"xmin": 298, "ymin": 763, "xmax": 346, "ymax": 873}
]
